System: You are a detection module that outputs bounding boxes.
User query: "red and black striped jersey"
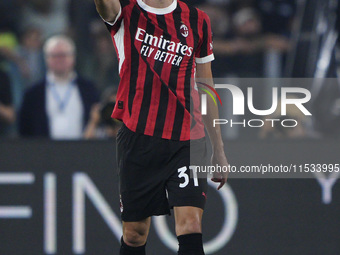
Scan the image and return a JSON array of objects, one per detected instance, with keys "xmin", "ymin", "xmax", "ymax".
[{"xmin": 105, "ymin": 0, "xmax": 214, "ymax": 141}]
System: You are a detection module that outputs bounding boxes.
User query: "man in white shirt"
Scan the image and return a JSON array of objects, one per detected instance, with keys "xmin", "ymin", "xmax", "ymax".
[{"xmin": 19, "ymin": 35, "xmax": 99, "ymax": 139}]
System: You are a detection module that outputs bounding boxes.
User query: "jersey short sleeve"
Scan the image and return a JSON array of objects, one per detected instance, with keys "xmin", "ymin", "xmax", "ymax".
[{"xmin": 195, "ymin": 12, "xmax": 214, "ymax": 64}]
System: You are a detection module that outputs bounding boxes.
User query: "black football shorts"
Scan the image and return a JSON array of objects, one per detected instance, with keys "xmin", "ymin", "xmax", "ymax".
[{"xmin": 116, "ymin": 124, "xmax": 208, "ymax": 222}]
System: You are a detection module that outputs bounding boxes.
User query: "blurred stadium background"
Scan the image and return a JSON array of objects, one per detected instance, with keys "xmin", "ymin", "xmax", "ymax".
[{"xmin": 0, "ymin": 0, "xmax": 339, "ymax": 254}]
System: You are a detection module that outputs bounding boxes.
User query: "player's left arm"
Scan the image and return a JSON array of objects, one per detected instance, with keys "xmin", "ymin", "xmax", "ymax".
[{"xmin": 196, "ymin": 62, "xmax": 229, "ymax": 190}]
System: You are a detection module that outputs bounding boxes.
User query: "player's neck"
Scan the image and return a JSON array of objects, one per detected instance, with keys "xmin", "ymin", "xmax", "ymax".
[{"xmin": 142, "ymin": 0, "xmax": 174, "ymax": 9}]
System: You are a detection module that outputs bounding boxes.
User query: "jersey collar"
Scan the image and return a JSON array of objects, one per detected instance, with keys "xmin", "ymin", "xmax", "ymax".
[{"xmin": 137, "ymin": 0, "xmax": 177, "ymax": 15}]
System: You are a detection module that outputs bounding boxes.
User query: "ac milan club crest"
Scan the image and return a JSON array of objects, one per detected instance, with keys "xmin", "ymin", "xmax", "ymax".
[{"xmin": 180, "ymin": 24, "xmax": 189, "ymax": 38}]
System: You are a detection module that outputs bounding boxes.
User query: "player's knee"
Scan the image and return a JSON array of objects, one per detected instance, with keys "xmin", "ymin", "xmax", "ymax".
[
  {"xmin": 123, "ymin": 227, "xmax": 148, "ymax": 247},
  {"xmin": 176, "ymin": 216, "xmax": 202, "ymax": 235}
]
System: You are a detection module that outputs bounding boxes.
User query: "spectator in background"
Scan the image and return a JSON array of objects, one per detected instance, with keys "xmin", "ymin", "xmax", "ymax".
[
  {"xmin": 89, "ymin": 21, "xmax": 119, "ymax": 93},
  {"xmin": 69, "ymin": 0, "xmax": 102, "ymax": 74},
  {"xmin": 212, "ymin": 6, "xmax": 290, "ymax": 77},
  {"xmin": 0, "ymin": 28, "xmax": 29, "ymax": 112},
  {"xmin": 256, "ymin": 0, "xmax": 296, "ymax": 36},
  {"xmin": 0, "ymin": 0, "xmax": 23, "ymax": 35},
  {"xmin": 84, "ymin": 87, "xmax": 122, "ymax": 139},
  {"xmin": 198, "ymin": 4, "xmax": 230, "ymax": 39},
  {"xmin": 19, "ymin": 35, "xmax": 99, "ymax": 139},
  {"xmin": 212, "ymin": 7, "xmax": 266, "ymax": 77},
  {"xmin": 21, "ymin": 0, "xmax": 71, "ymax": 39},
  {"xmin": 17, "ymin": 27, "xmax": 45, "ymax": 87},
  {"xmin": 0, "ymin": 66, "xmax": 15, "ymax": 137}
]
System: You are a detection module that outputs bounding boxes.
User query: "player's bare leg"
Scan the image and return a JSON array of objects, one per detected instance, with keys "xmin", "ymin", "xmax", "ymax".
[
  {"xmin": 174, "ymin": 206, "xmax": 205, "ymax": 255},
  {"xmin": 121, "ymin": 217, "xmax": 151, "ymax": 255}
]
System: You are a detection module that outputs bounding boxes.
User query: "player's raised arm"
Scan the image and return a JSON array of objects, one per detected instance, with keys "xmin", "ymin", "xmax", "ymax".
[{"xmin": 94, "ymin": 0, "xmax": 121, "ymax": 24}]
